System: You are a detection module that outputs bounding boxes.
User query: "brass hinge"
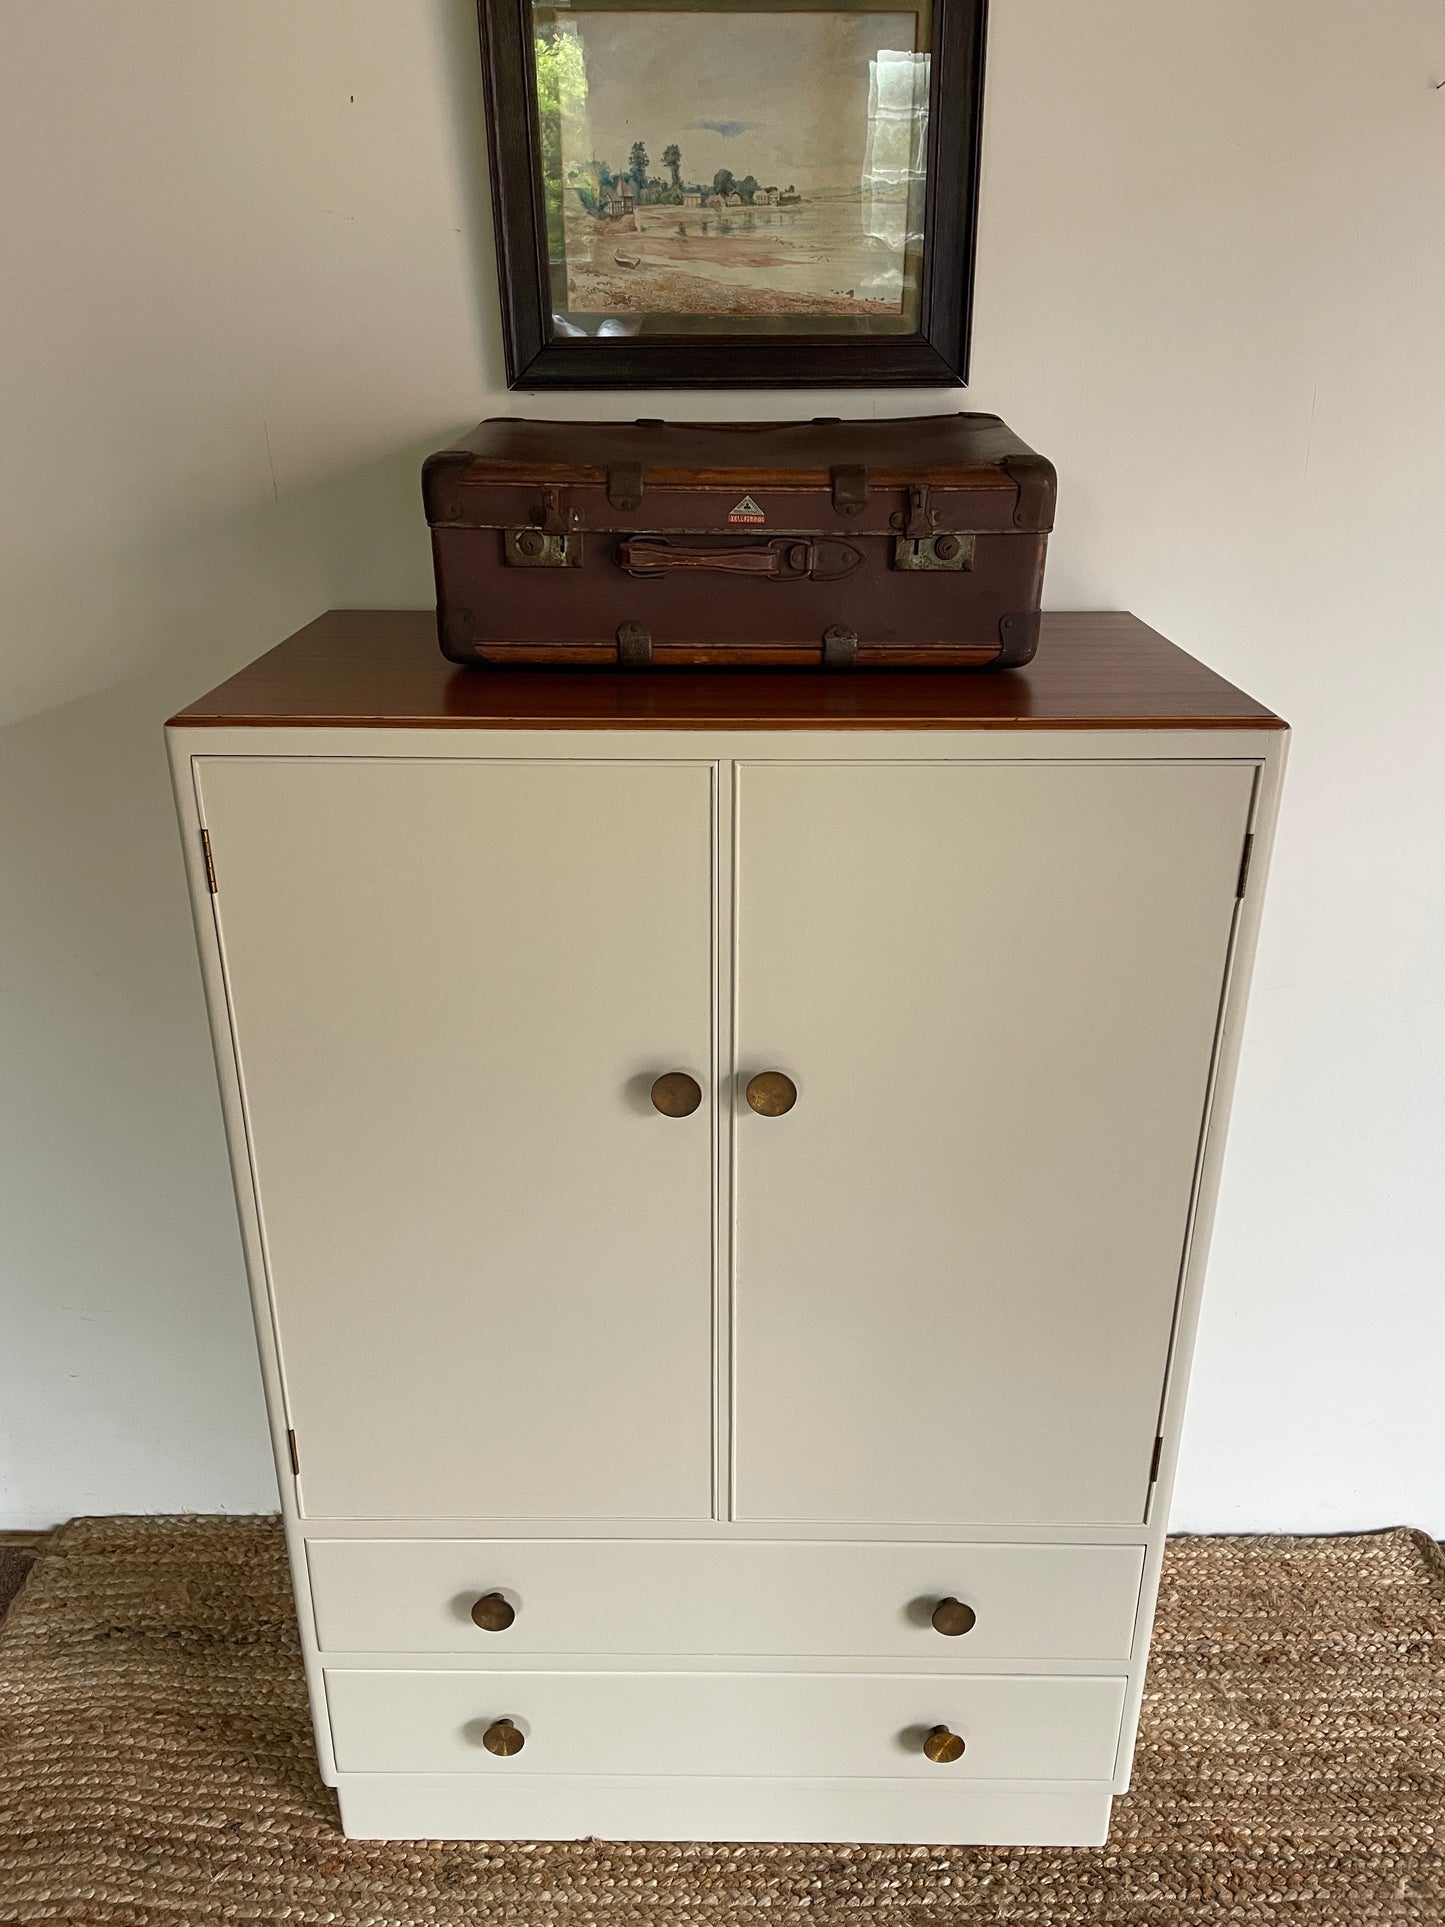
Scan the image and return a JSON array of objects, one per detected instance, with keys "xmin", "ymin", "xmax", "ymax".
[
  {"xmin": 200, "ymin": 828, "xmax": 217, "ymax": 894},
  {"xmin": 1235, "ymin": 832, "xmax": 1254, "ymax": 900},
  {"xmin": 1149, "ymin": 1435, "xmax": 1164, "ymax": 1484},
  {"xmin": 286, "ymin": 1429, "xmax": 300, "ymax": 1476}
]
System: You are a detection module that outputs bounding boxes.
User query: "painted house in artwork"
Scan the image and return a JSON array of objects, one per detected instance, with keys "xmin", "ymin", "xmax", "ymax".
[
  {"xmin": 600, "ymin": 181, "xmax": 636, "ymax": 217},
  {"xmin": 682, "ymin": 188, "xmax": 702, "ymax": 207}
]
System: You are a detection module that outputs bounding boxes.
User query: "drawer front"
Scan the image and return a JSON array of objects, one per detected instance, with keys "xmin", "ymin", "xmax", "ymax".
[
  {"xmin": 307, "ymin": 1539, "xmax": 1143, "ymax": 1660},
  {"xmin": 325, "ymin": 1668, "xmax": 1127, "ymax": 1781}
]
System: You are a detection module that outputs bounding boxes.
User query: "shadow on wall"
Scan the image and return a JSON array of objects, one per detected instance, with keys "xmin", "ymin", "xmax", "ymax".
[{"xmin": 0, "ymin": 438, "xmax": 455, "ymax": 1526}]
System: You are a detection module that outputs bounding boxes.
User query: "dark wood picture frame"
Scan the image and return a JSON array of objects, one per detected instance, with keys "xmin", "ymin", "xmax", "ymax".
[{"xmin": 475, "ymin": 0, "xmax": 987, "ymax": 388}]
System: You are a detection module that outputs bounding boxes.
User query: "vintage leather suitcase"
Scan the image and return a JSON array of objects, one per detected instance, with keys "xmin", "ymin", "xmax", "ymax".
[{"xmin": 423, "ymin": 414, "xmax": 1055, "ymax": 669}]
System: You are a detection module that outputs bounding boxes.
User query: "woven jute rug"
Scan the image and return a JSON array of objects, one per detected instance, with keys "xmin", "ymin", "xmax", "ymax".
[{"xmin": 0, "ymin": 1520, "xmax": 1441, "ymax": 1925}]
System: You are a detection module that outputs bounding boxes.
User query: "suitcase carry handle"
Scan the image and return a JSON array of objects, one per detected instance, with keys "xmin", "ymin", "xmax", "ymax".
[{"xmin": 618, "ymin": 536, "xmax": 861, "ymax": 582}]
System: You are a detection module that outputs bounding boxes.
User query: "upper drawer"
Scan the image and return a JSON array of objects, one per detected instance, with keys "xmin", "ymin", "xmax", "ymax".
[
  {"xmin": 325, "ymin": 1667, "xmax": 1126, "ymax": 1781},
  {"xmin": 306, "ymin": 1538, "xmax": 1144, "ymax": 1660}
]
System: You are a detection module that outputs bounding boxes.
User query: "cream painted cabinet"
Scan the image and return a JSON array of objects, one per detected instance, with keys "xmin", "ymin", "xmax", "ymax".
[{"xmin": 169, "ymin": 610, "xmax": 1286, "ymax": 1848}]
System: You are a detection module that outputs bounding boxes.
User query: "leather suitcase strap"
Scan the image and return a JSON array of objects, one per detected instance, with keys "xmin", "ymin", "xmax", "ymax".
[{"xmin": 618, "ymin": 536, "xmax": 861, "ymax": 582}]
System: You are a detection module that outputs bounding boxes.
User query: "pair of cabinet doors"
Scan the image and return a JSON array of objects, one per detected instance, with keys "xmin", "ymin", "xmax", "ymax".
[{"xmin": 197, "ymin": 753, "xmax": 1253, "ymax": 1533}]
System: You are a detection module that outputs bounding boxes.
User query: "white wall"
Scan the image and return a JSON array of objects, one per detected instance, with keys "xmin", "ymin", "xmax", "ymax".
[{"xmin": 1, "ymin": 0, "xmax": 1442, "ymax": 1533}]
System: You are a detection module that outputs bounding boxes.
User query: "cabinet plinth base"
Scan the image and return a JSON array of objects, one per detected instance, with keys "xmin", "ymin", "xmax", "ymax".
[{"xmin": 334, "ymin": 1774, "xmax": 1114, "ymax": 1845}]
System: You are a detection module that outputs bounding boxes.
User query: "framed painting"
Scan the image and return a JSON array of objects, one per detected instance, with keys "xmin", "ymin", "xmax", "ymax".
[{"xmin": 476, "ymin": 0, "xmax": 987, "ymax": 386}]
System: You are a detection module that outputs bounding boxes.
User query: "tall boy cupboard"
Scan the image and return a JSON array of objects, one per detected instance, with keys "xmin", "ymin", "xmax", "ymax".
[{"xmin": 167, "ymin": 610, "xmax": 1286, "ymax": 1844}]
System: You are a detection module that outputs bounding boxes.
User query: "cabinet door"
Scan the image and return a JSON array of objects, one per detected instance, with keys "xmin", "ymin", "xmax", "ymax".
[
  {"xmin": 198, "ymin": 757, "xmax": 714, "ymax": 1522},
  {"xmin": 732, "ymin": 760, "xmax": 1254, "ymax": 1526}
]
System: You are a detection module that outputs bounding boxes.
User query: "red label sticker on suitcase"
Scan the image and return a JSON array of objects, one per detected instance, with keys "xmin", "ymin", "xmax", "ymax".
[{"xmin": 727, "ymin": 495, "xmax": 766, "ymax": 525}]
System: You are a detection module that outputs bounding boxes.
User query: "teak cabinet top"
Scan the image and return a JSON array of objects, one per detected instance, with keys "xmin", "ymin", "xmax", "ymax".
[{"xmin": 168, "ymin": 610, "xmax": 1285, "ymax": 734}]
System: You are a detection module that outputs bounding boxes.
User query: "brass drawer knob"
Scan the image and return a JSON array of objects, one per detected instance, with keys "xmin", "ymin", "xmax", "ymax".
[
  {"xmin": 470, "ymin": 1591, "xmax": 516, "ymax": 1632},
  {"xmin": 482, "ymin": 1717, "xmax": 525, "ymax": 1758},
  {"xmin": 923, "ymin": 1724, "xmax": 966, "ymax": 1764},
  {"xmin": 745, "ymin": 1071, "xmax": 797, "ymax": 1116},
  {"xmin": 651, "ymin": 1071, "xmax": 703, "ymax": 1117},
  {"xmin": 931, "ymin": 1596, "xmax": 977, "ymax": 1638}
]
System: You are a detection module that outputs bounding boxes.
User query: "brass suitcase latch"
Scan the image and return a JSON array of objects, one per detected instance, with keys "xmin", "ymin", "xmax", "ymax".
[
  {"xmin": 504, "ymin": 528, "xmax": 582, "ymax": 567},
  {"xmin": 893, "ymin": 533, "xmax": 975, "ymax": 572}
]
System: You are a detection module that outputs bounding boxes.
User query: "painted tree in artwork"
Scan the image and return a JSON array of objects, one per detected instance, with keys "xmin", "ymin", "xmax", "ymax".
[
  {"xmin": 532, "ymin": 28, "xmax": 588, "ymax": 248},
  {"xmin": 629, "ymin": 141, "xmax": 649, "ymax": 191},
  {"xmin": 712, "ymin": 168, "xmax": 736, "ymax": 199},
  {"xmin": 662, "ymin": 143, "xmax": 682, "ymax": 190}
]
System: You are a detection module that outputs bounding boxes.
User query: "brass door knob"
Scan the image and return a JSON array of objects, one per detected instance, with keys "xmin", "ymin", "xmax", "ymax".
[
  {"xmin": 930, "ymin": 1596, "xmax": 977, "ymax": 1638},
  {"xmin": 482, "ymin": 1717, "xmax": 525, "ymax": 1758},
  {"xmin": 923, "ymin": 1724, "xmax": 966, "ymax": 1764},
  {"xmin": 651, "ymin": 1071, "xmax": 703, "ymax": 1117},
  {"xmin": 470, "ymin": 1591, "xmax": 516, "ymax": 1632},
  {"xmin": 745, "ymin": 1071, "xmax": 797, "ymax": 1116}
]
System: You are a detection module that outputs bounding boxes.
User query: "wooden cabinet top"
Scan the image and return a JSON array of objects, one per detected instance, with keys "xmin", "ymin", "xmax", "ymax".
[{"xmin": 168, "ymin": 610, "xmax": 1284, "ymax": 732}]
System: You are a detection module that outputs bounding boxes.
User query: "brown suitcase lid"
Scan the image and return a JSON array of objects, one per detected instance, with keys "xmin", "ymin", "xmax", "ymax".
[{"xmin": 424, "ymin": 413, "xmax": 1055, "ymax": 533}]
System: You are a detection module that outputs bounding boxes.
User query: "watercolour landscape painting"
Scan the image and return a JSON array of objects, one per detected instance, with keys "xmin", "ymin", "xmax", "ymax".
[{"xmin": 531, "ymin": 1, "xmax": 932, "ymax": 334}]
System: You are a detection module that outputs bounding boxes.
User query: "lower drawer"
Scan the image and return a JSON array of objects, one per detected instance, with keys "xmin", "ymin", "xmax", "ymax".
[
  {"xmin": 324, "ymin": 1668, "xmax": 1127, "ymax": 1781},
  {"xmin": 306, "ymin": 1538, "xmax": 1144, "ymax": 1660}
]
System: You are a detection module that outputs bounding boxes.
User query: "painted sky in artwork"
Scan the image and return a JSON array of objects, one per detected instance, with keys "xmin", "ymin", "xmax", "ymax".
[{"xmin": 550, "ymin": 8, "xmax": 922, "ymax": 193}]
